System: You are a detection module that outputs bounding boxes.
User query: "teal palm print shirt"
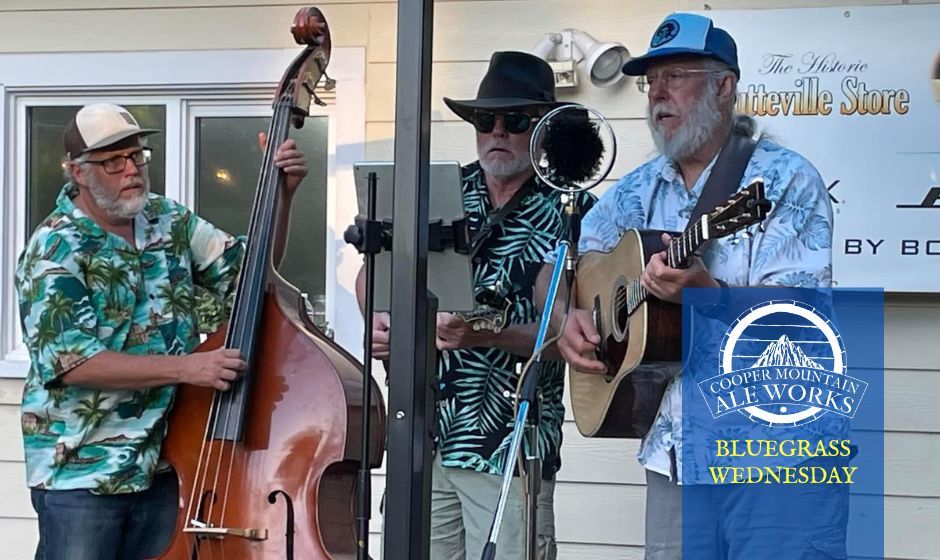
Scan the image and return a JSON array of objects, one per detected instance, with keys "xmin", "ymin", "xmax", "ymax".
[
  {"xmin": 436, "ymin": 163, "xmax": 596, "ymax": 478},
  {"xmin": 16, "ymin": 183, "xmax": 244, "ymax": 493},
  {"xmin": 570, "ymin": 137, "xmax": 834, "ymax": 484}
]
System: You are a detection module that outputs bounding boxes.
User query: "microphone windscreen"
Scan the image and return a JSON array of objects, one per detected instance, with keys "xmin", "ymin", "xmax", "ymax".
[{"xmin": 542, "ymin": 107, "xmax": 605, "ymax": 185}]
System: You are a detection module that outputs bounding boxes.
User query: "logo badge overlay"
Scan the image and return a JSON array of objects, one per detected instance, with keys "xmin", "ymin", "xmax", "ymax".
[
  {"xmin": 697, "ymin": 300, "xmax": 868, "ymax": 427},
  {"xmin": 681, "ymin": 288, "xmax": 884, "ymax": 559}
]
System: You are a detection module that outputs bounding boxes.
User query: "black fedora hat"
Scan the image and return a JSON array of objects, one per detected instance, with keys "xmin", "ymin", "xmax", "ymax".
[{"xmin": 444, "ymin": 51, "xmax": 560, "ymax": 123}]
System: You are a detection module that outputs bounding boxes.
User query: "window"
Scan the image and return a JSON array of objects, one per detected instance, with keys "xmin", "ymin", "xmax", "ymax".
[
  {"xmin": 195, "ymin": 115, "xmax": 328, "ymax": 301},
  {"xmin": 193, "ymin": 115, "xmax": 329, "ymax": 332}
]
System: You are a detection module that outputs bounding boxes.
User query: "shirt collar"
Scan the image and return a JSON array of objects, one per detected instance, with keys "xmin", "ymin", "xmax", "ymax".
[
  {"xmin": 56, "ymin": 182, "xmax": 105, "ymax": 239},
  {"xmin": 655, "ymin": 149, "xmax": 723, "ymax": 198}
]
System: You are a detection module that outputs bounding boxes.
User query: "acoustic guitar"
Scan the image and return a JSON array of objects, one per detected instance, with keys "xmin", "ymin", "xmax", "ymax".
[{"xmin": 569, "ymin": 179, "xmax": 770, "ymax": 437}]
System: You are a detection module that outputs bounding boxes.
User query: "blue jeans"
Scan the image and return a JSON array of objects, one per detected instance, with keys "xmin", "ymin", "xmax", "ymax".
[{"xmin": 30, "ymin": 471, "xmax": 178, "ymax": 560}]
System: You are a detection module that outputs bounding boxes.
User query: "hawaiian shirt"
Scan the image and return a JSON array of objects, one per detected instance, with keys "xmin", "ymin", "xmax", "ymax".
[
  {"xmin": 570, "ymin": 137, "xmax": 834, "ymax": 484},
  {"xmin": 16, "ymin": 183, "xmax": 244, "ymax": 493},
  {"xmin": 436, "ymin": 162, "xmax": 596, "ymax": 478}
]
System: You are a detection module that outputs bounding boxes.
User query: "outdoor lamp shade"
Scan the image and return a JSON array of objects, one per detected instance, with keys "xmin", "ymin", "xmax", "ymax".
[
  {"xmin": 572, "ymin": 30, "xmax": 629, "ymax": 87},
  {"xmin": 531, "ymin": 33, "xmax": 562, "ymax": 60}
]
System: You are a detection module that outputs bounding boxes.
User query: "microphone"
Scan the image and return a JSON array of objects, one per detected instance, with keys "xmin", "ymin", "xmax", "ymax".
[
  {"xmin": 541, "ymin": 107, "xmax": 606, "ymax": 186},
  {"xmin": 539, "ymin": 106, "xmax": 605, "ymax": 283},
  {"xmin": 530, "ymin": 103, "xmax": 616, "ymax": 286}
]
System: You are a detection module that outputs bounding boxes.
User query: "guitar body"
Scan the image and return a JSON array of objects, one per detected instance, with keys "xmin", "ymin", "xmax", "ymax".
[
  {"xmin": 567, "ymin": 180, "xmax": 770, "ymax": 438},
  {"xmin": 570, "ymin": 229, "xmax": 681, "ymax": 438}
]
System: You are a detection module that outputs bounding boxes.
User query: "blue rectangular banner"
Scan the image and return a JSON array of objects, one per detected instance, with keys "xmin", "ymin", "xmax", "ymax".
[{"xmin": 681, "ymin": 288, "xmax": 884, "ymax": 559}]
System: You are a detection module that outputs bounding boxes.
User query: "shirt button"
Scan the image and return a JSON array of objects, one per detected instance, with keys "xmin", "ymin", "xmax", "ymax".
[
  {"xmin": 473, "ymin": 257, "xmax": 482, "ymax": 264},
  {"xmin": 149, "ymin": 294, "xmax": 155, "ymax": 300}
]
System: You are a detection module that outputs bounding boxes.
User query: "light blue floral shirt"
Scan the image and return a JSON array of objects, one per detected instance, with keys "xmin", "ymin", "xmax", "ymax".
[{"xmin": 569, "ymin": 137, "xmax": 834, "ymax": 484}]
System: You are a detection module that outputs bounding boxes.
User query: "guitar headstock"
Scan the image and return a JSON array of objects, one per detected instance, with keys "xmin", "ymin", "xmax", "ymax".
[{"xmin": 705, "ymin": 178, "xmax": 771, "ymax": 239}]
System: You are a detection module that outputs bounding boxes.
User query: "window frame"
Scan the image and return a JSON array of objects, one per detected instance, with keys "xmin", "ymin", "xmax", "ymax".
[
  {"xmin": 184, "ymin": 102, "xmax": 336, "ymax": 309},
  {"xmin": 0, "ymin": 48, "xmax": 366, "ymax": 377}
]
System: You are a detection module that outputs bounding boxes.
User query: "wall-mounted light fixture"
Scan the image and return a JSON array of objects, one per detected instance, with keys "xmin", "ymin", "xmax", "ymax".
[{"xmin": 531, "ymin": 30, "xmax": 630, "ymax": 88}]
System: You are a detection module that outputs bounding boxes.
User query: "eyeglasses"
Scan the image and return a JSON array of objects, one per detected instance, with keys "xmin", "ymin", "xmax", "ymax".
[
  {"xmin": 83, "ymin": 147, "xmax": 153, "ymax": 174},
  {"xmin": 636, "ymin": 68, "xmax": 724, "ymax": 93},
  {"xmin": 470, "ymin": 111, "xmax": 538, "ymax": 135}
]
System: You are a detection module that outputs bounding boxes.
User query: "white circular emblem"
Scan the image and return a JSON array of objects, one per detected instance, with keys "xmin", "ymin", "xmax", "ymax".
[{"xmin": 719, "ymin": 300, "xmax": 846, "ymax": 427}]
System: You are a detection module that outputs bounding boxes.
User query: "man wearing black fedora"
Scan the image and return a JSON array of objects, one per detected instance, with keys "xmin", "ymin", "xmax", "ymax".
[{"xmin": 358, "ymin": 51, "xmax": 594, "ymax": 559}]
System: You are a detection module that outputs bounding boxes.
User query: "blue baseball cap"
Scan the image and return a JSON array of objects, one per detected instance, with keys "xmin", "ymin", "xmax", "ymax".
[{"xmin": 622, "ymin": 13, "xmax": 739, "ymax": 78}]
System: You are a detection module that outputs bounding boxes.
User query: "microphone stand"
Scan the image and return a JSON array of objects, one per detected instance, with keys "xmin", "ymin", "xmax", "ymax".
[
  {"xmin": 354, "ymin": 172, "xmax": 380, "ymax": 560},
  {"xmin": 479, "ymin": 100, "xmax": 613, "ymax": 560},
  {"xmin": 480, "ymin": 192, "xmax": 582, "ymax": 560}
]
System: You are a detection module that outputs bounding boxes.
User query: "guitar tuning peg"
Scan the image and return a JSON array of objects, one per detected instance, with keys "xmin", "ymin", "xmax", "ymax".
[
  {"xmin": 730, "ymin": 236, "xmax": 742, "ymax": 245},
  {"xmin": 741, "ymin": 230, "xmax": 753, "ymax": 239}
]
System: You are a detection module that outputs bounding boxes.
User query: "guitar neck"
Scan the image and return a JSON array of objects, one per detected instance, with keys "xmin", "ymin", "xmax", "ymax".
[
  {"xmin": 666, "ymin": 218, "xmax": 707, "ymax": 269},
  {"xmin": 618, "ymin": 220, "xmax": 707, "ymax": 317}
]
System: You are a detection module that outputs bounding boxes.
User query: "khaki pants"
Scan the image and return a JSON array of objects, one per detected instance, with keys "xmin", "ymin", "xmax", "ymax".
[{"xmin": 429, "ymin": 453, "xmax": 557, "ymax": 560}]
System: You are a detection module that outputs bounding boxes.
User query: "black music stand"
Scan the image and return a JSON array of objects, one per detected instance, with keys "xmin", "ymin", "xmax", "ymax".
[
  {"xmin": 351, "ymin": 161, "xmax": 475, "ymax": 314},
  {"xmin": 344, "ymin": 159, "xmax": 474, "ymax": 560}
]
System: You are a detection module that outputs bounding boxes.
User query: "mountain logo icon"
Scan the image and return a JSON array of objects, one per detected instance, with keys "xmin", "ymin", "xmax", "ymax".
[{"xmin": 752, "ymin": 335, "xmax": 825, "ymax": 370}]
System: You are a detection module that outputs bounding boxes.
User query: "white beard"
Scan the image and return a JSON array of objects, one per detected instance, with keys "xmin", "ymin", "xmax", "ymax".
[
  {"xmin": 477, "ymin": 137, "xmax": 532, "ymax": 179},
  {"xmin": 648, "ymin": 80, "xmax": 723, "ymax": 162},
  {"xmin": 85, "ymin": 173, "xmax": 150, "ymax": 220},
  {"xmin": 479, "ymin": 156, "xmax": 531, "ymax": 179}
]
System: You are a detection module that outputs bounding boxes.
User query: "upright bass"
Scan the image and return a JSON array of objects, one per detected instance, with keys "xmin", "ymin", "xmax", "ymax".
[{"xmin": 156, "ymin": 7, "xmax": 386, "ymax": 559}]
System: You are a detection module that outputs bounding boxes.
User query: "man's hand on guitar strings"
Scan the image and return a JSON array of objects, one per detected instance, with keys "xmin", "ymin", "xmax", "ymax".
[
  {"xmin": 557, "ymin": 308, "xmax": 607, "ymax": 375},
  {"xmin": 641, "ymin": 233, "xmax": 721, "ymax": 304}
]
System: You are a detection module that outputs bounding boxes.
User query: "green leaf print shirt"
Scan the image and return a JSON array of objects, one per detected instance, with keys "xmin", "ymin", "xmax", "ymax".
[
  {"xmin": 16, "ymin": 183, "xmax": 244, "ymax": 494},
  {"xmin": 435, "ymin": 163, "xmax": 595, "ymax": 479}
]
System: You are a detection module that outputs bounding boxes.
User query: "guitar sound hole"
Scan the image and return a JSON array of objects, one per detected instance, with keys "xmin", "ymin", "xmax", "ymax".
[{"xmin": 613, "ymin": 285, "xmax": 629, "ymax": 337}]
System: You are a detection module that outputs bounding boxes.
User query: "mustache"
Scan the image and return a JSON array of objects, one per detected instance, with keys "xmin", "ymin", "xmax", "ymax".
[
  {"xmin": 125, "ymin": 177, "xmax": 148, "ymax": 191},
  {"xmin": 651, "ymin": 104, "xmax": 676, "ymax": 119},
  {"xmin": 481, "ymin": 138, "xmax": 512, "ymax": 152}
]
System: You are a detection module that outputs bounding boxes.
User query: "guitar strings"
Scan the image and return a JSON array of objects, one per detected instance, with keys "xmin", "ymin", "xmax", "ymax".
[{"xmin": 611, "ymin": 221, "xmax": 703, "ymax": 314}]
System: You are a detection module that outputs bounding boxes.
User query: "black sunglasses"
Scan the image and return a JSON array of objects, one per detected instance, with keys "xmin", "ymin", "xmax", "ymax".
[{"xmin": 470, "ymin": 110, "xmax": 537, "ymax": 135}]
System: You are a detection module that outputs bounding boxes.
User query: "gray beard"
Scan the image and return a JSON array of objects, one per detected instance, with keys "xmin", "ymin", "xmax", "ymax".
[
  {"xmin": 85, "ymin": 173, "xmax": 150, "ymax": 220},
  {"xmin": 479, "ymin": 156, "xmax": 531, "ymax": 179},
  {"xmin": 648, "ymin": 83, "xmax": 724, "ymax": 162}
]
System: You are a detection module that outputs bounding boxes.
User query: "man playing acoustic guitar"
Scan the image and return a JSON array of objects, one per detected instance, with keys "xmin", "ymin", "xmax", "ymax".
[{"xmin": 536, "ymin": 13, "xmax": 837, "ymax": 560}]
